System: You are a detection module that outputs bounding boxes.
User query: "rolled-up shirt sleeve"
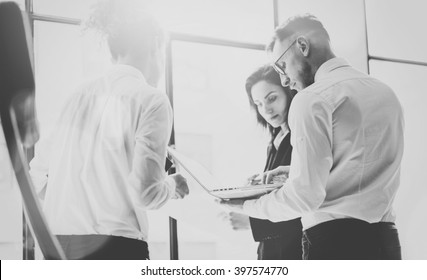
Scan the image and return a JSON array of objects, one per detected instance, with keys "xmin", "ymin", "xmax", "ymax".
[
  {"xmin": 129, "ymin": 93, "xmax": 176, "ymax": 210},
  {"xmin": 243, "ymin": 91, "xmax": 333, "ymax": 222}
]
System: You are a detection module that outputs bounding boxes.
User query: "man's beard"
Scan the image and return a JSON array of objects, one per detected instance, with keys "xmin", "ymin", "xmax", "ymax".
[{"xmin": 299, "ymin": 60, "xmax": 315, "ymax": 90}]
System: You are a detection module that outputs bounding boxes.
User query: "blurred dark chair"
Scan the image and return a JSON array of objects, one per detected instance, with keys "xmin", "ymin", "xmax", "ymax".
[{"xmin": 0, "ymin": 1, "xmax": 65, "ymax": 260}]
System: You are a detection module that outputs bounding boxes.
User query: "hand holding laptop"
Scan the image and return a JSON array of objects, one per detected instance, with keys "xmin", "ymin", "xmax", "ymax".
[
  {"xmin": 219, "ymin": 211, "xmax": 250, "ymax": 231},
  {"xmin": 245, "ymin": 166, "xmax": 289, "ymax": 187},
  {"xmin": 167, "ymin": 147, "xmax": 284, "ymax": 200},
  {"xmin": 169, "ymin": 173, "xmax": 190, "ymax": 199},
  {"xmin": 261, "ymin": 166, "xmax": 290, "ymax": 184}
]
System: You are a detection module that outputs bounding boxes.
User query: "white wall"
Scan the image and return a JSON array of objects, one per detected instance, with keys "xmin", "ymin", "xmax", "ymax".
[{"xmin": 366, "ymin": 0, "xmax": 427, "ymax": 260}]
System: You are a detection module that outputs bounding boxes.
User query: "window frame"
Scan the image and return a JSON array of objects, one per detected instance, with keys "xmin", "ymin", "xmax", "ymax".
[{"xmin": 24, "ymin": 0, "xmax": 427, "ymax": 260}]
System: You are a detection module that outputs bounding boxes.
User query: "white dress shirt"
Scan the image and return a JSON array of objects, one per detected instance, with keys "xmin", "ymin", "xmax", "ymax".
[
  {"xmin": 30, "ymin": 64, "xmax": 176, "ymax": 241},
  {"xmin": 243, "ymin": 58, "xmax": 404, "ymax": 230}
]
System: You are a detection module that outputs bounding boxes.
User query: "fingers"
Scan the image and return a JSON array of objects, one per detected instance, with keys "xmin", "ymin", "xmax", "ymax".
[
  {"xmin": 181, "ymin": 178, "xmax": 189, "ymax": 195},
  {"xmin": 173, "ymin": 191, "xmax": 183, "ymax": 199},
  {"xmin": 173, "ymin": 185, "xmax": 187, "ymax": 199},
  {"xmin": 218, "ymin": 211, "xmax": 229, "ymax": 221},
  {"xmin": 261, "ymin": 166, "xmax": 291, "ymax": 184},
  {"xmin": 261, "ymin": 171, "xmax": 274, "ymax": 184},
  {"xmin": 218, "ymin": 199, "xmax": 228, "ymax": 206},
  {"xmin": 266, "ymin": 172, "xmax": 274, "ymax": 184},
  {"xmin": 248, "ymin": 174, "xmax": 258, "ymax": 181},
  {"xmin": 175, "ymin": 187, "xmax": 188, "ymax": 199},
  {"xmin": 245, "ymin": 174, "xmax": 260, "ymax": 186},
  {"xmin": 218, "ymin": 198, "xmax": 245, "ymax": 210},
  {"xmin": 261, "ymin": 172, "xmax": 268, "ymax": 184},
  {"xmin": 218, "ymin": 211, "xmax": 250, "ymax": 231},
  {"xmin": 229, "ymin": 212, "xmax": 250, "ymax": 230},
  {"xmin": 173, "ymin": 174, "xmax": 189, "ymax": 199}
]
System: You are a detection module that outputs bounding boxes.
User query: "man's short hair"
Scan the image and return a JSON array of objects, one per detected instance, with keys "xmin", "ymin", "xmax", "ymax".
[
  {"xmin": 266, "ymin": 14, "xmax": 330, "ymax": 52},
  {"xmin": 86, "ymin": 0, "xmax": 165, "ymax": 60}
]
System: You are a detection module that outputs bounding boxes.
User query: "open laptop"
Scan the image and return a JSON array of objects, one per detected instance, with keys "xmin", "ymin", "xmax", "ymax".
[{"xmin": 167, "ymin": 147, "xmax": 283, "ymax": 200}]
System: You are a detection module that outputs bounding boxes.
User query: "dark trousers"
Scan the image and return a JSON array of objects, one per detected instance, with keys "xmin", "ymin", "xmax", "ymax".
[
  {"xmin": 302, "ymin": 219, "xmax": 401, "ymax": 260},
  {"xmin": 56, "ymin": 235, "xmax": 149, "ymax": 260},
  {"xmin": 373, "ymin": 222, "xmax": 402, "ymax": 259},
  {"xmin": 257, "ymin": 234, "xmax": 303, "ymax": 260}
]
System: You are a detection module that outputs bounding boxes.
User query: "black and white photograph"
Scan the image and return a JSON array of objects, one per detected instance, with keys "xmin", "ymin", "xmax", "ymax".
[{"xmin": 1, "ymin": 0, "xmax": 426, "ymax": 272}]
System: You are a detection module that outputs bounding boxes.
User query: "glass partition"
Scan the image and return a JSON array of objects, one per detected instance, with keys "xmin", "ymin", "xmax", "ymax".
[
  {"xmin": 366, "ymin": 0, "xmax": 427, "ymax": 63},
  {"xmin": 33, "ymin": 0, "xmax": 96, "ymax": 19},
  {"xmin": 148, "ymin": 41, "xmax": 271, "ymax": 259}
]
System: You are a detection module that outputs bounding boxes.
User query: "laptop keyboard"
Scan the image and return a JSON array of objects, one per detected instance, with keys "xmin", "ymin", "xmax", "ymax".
[{"xmin": 211, "ymin": 187, "xmax": 239, "ymax": 192}]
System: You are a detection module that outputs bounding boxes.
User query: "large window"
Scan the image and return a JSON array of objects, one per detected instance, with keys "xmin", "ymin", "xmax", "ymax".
[
  {"xmin": 21, "ymin": 0, "xmax": 374, "ymax": 260},
  {"xmin": 30, "ymin": 0, "xmax": 275, "ymax": 260},
  {"xmin": 366, "ymin": 0, "xmax": 427, "ymax": 64},
  {"xmin": 33, "ymin": 0, "xmax": 97, "ymax": 19},
  {"xmin": 148, "ymin": 42, "xmax": 270, "ymax": 260},
  {"xmin": 34, "ymin": 21, "xmax": 110, "ymax": 138}
]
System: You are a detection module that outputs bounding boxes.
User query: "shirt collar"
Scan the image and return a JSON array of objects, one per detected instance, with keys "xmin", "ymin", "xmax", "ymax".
[
  {"xmin": 314, "ymin": 57, "xmax": 350, "ymax": 82},
  {"xmin": 108, "ymin": 64, "xmax": 147, "ymax": 84}
]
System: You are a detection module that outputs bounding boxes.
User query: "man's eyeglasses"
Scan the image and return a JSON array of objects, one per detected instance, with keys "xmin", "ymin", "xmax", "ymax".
[{"xmin": 272, "ymin": 39, "xmax": 297, "ymax": 76}]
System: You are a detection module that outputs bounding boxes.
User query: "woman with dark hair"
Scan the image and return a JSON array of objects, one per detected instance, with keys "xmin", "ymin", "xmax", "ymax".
[{"xmin": 228, "ymin": 65, "xmax": 302, "ymax": 259}]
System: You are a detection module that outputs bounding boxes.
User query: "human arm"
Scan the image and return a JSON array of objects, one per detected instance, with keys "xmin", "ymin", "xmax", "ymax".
[
  {"xmin": 129, "ymin": 93, "xmax": 188, "ymax": 209},
  {"xmin": 261, "ymin": 165, "xmax": 290, "ymax": 184},
  {"xmin": 169, "ymin": 173, "xmax": 189, "ymax": 199},
  {"xmin": 220, "ymin": 211, "xmax": 250, "ymax": 231},
  {"xmin": 240, "ymin": 92, "xmax": 333, "ymax": 222}
]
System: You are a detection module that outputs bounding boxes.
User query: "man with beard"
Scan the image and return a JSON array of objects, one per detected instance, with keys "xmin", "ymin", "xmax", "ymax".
[{"xmin": 221, "ymin": 14, "xmax": 404, "ymax": 260}]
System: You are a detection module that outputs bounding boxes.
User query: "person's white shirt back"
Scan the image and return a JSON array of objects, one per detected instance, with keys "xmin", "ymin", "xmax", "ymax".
[{"xmin": 30, "ymin": 64, "xmax": 176, "ymax": 241}]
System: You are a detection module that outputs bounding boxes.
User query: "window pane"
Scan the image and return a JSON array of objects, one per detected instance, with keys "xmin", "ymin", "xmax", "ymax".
[
  {"xmin": 147, "ymin": 0, "xmax": 273, "ymax": 44},
  {"xmin": 33, "ymin": 0, "xmax": 96, "ymax": 20},
  {"xmin": 366, "ymin": 0, "xmax": 427, "ymax": 63},
  {"xmin": 277, "ymin": 0, "xmax": 368, "ymax": 73},
  {"xmin": 149, "ymin": 42, "xmax": 271, "ymax": 259},
  {"xmin": 34, "ymin": 0, "xmax": 273, "ymax": 44},
  {"xmin": 34, "ymin": 21, "xmax": 110, "ymax": 139},
  {"xmin": 369, "ymin": 61, "xmax": 427, "ymax": 260}
]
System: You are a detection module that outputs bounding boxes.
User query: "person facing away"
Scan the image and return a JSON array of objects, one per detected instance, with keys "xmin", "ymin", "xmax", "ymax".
[
  {"xmin": 244, "ymin": 65, "xmax": 302, "ymax": 259},
  {"xmin": 221, "ymin": 14, "xmax": 404, "ymax": 260},
  {"xmin": 29, "ymin": 0, "xmax": 189, "ymax": 260}
]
